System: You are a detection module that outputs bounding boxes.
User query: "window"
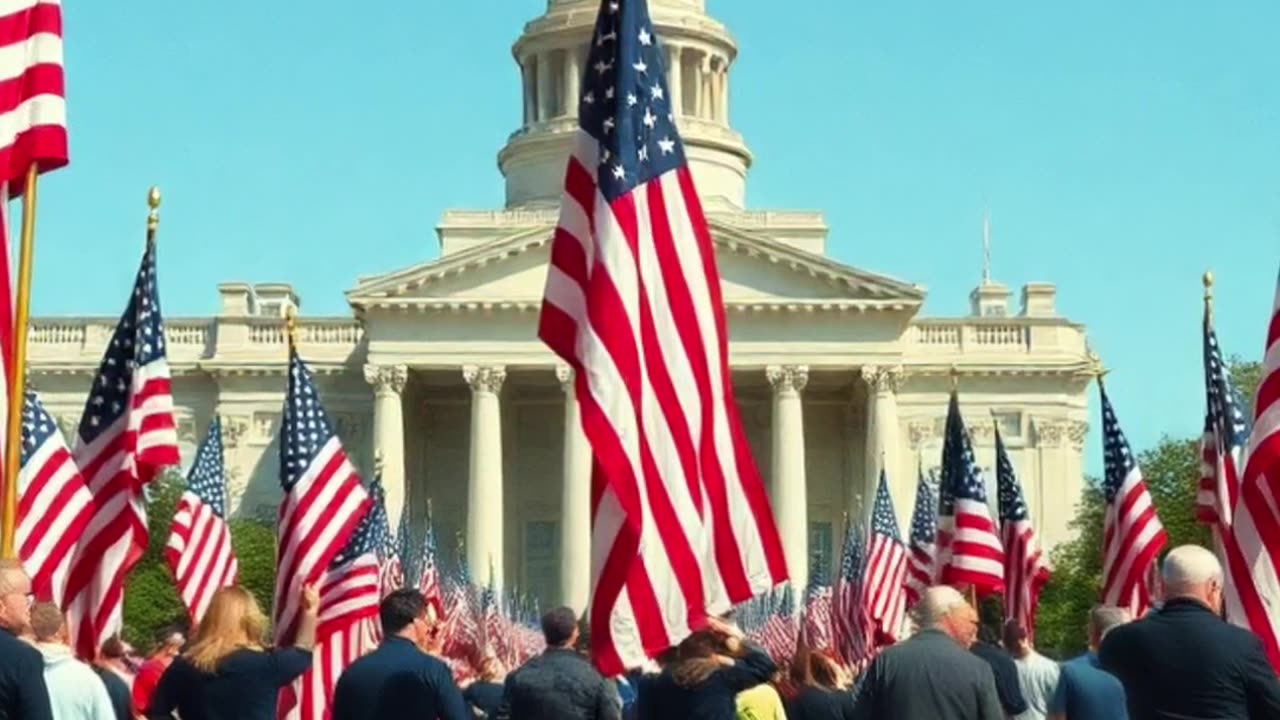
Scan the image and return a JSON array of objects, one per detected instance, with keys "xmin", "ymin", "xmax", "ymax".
[
  {"xmin": 992, "ymin": 410, "xmax": 1024, "ymax": 439},
  {"xmin": 808, "ymin": 521, "xmax": 834, "ymax": 583},
  {"xmin": 523, "ymin": 521, "xmax": 560, "ymax": 608}
]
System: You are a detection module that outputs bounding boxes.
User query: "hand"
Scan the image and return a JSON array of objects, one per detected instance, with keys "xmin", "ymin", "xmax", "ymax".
[{"xmin": 300, "ymin": 583, "xmax": 320, "ymax": 615}]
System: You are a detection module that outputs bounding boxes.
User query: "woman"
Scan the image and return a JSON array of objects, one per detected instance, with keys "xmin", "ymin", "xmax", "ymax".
[
  {"xmin": 784, "ymin": 646, "xmax": 855, "ymax": 720},
  {"xmin": 637, "ymin": 616, "xmax": 777, "ymax": 720},
  {"xmin": 146, "ymin": 584, "xmax": 318, "ymax": 720},
  {"xmin": 462, "ymin": 655, "xmax": 506, "ymax": 717}
]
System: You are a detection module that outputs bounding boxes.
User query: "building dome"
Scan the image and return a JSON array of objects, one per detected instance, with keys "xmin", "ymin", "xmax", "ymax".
[{"xmin": 499, "ymin": 0, "xmax": 750, "ymax": 210}]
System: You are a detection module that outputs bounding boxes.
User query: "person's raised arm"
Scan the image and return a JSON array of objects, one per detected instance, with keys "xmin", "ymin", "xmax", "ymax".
[{"xmin": 293, "ymin": 583, "xmax": 320, "ymax": 651}]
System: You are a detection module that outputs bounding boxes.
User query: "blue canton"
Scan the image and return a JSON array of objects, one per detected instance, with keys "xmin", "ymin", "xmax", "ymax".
[
  {"xmin": 366, "ymin": 472, "xmax": 397, "ymax": 564},
  {"xmin": 279, "ymin": 351, "xmax": 341, "ymax": 490},
  {"xmin": 580, "ymin": 0, "xmax": 686, "ymax": 203},
  {"xmin": 79, "ymin": 243, "xmax": 167, "ymax": 442},
  {"xmin": 332, "ymin": 496, "xmax": 381, "ymax": 568},
  {"xmin": 872, "ymin": 469, "xmax": 903, "ymax": 543},
  {"xmin": 186, "ymin": 417, "xmax": 228, "ymax": 518},
  {"xmin": 1203, "ymin": 319, "xmax": 1252, "ymax": 449},
  {"xmin": 418, "ymin": 515, "xmax": 439, "ymax": 582},
  {"xmin": 20, "ymin": 392, "xmax": 57, "ymax": 466},
  {"xmin": 1099, "ymin": 384, "xmax": 1137, "ymax": 503},
  {"xmin": 995, "ymin": 426, "xmax": 1030, "ymax": 523},
  {"xmin": 941, "ymin": 391, "xmax": 990, "ymax": 508},
  {"xmin": 910, "ymin": 469, "xmax": 938, "ymax": 545},
  {"xmin": 838, "ymin": 520, "xmax": 866, "ymax": 584},
  {"xmin": 395, "ymin": 511, "xmax": 418, "ymax": 582}
]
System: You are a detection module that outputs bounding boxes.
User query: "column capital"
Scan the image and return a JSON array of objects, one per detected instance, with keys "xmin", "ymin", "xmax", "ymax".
[
  {"xmin": 860, "ymin": 365, "xmax": 903, "ymax": 395},
  {"xmin": 1033, "ymin": 416, "xmax": 1068, "ymax": 448},
  {"xmin": 363, "ymin": 364, "xmax": 408, "ymax": 395},
  {"xmin": 907, "ymin": 418, "xmax": 936, "ymax": 449},
  {"xmin": 464, "ymin": 365, "xmax": 507, "ymax": 394},
  {"xmin": 555, "ymin": 363, "xmax": 574, "ymax": 392},
  {"xmin": 766, "ymin": 364, "xmax": 808, "ymax": 394},
  {"xmin": 1067, "ymin": 419, "xmax": 1089, "ymax": 451}
]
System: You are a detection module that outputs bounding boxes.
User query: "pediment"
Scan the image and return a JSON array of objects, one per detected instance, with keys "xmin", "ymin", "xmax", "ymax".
[{"xmin": 347, "ymin": 222, "xmax": 925, "ymax": 310}]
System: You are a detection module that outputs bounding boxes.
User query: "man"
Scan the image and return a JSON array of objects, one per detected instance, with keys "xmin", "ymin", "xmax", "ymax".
[
  {"xmin": 852, "ymin": 585, "xmax": 1003, "ymax": 720},
  {"xmin": 132, "ymin": 625, "xmax": 185, "ymax": 715},
  {"xmin": 0, "ymin": 560, "xmax": 53, "ymax": 720},
  {"xmin": 29, "ymin": 601, "xmax": 116, "ymax": 719},
  {"xmin": 1099, "ymin": 544, "xmax": 1280, "ymax": 719},
  {"xmin": 497, "ymin": 606, "xmax": 621, "ymax": 720},
  {"xmin": 971, "ymin": 624, "xmax": 1029, "ymax": 717},
  {"xmin": 331, "ymin": 588, "xmax": 469, "ymax": 720},
  {"xmin": 1004, "ymin": 620, "xmax": 1060, "ymax": 720},
  {"xmin": 1048, "ymin": 606, "xmax": 1129, "ymax": 720}
]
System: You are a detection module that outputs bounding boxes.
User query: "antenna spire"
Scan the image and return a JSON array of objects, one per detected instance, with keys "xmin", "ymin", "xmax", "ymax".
[{"xmin": 982, "ymin": 207, "xmax": 992, "ymax": 285}]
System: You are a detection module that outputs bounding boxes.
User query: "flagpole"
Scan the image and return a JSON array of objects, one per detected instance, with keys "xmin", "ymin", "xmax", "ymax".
[
  {"xmin": 1, "ymin": 165, "xmax": 41, "ymax": 559},
  {"xmin": 1204, "ymin": 270, "xmax": 1215, "ymax": 322}
]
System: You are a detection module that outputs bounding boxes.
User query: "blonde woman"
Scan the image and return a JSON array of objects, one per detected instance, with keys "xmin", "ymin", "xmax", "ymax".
[{"xmin": 145, "ymin": 584, "xmax": 318, "ymax": 720}]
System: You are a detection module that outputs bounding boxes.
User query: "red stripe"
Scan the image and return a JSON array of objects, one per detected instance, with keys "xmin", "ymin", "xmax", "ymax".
[{"xmin": 0, "ymin": 2, "xmax": 62, "ymax": 45}]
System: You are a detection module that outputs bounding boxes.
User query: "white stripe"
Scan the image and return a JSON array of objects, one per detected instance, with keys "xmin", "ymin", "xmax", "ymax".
[
  {"xmin": 0, "ymin": 1, "xmax": 58, "ymax": 20},
  {"xmin": 0, "ymin": 30, "xmax": 61, "ymax": 84}
]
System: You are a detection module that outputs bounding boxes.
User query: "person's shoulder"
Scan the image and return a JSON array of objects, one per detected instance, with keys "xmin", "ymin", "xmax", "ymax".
[{"xmin": 0, "ymin": 631, "xmax": 40, "ymax": 666}]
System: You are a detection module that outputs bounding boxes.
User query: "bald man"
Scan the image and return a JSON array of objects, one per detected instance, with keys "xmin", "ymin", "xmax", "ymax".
[
  {"xmin": 852, "ymin": 586, "xmax": 1003, "ymax": 720},
  {"xmin": 0, "ymin": 560, "xmax": 53, "ymax": 720},
  {"xmin": 1099, "ymin": 545, "xmax": 1280, "ymax": 719}
]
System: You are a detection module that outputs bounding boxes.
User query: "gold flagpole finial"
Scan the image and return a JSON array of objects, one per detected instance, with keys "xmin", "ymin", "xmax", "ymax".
[
  {"xmin": 949, "ymin": 364, "xmax": 960, "ymax": 391},
  {"xmin": 146, "ymin": 186, "xmax": 161, "ymax": 241},
  {"xmin": 1203, "ymin": 270, "xmax": 1215, "ymax": 322},
  {"xmin": 285, "ymin": 306, "xmax": 299, "ymax": 350},
  {"xmin": 1087, "ymin": 349, "xmax": 1109, "ymax": 382}
]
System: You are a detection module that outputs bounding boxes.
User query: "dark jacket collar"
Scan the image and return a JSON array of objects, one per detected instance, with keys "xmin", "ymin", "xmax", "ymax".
[{"xmin": 1159, "ymin": 597, "xmax": 1216, "ymax": 615}]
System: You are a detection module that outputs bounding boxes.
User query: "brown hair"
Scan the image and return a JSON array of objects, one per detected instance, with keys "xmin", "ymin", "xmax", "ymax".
[
  {"xmin": 671, "ymin": 630, "xmax": 727, "ymax": 688},
  {"xmin": 789, "ymin": 645, "xmax": 841, "ymax": 691},
  {"xmin": 183, "ymin": 586, "xmax": 268, "ymax": 673},
  {"xmin": 29, "ymin": 602, "xmax": 64, "ymax": 642}
]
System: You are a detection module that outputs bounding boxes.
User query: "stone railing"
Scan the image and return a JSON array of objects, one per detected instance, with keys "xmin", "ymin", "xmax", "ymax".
[
  {"xmin": 908, "ymin": 319, "xmax": 1086, "ymax": 358},
  {"xmin": 25, "ymin": 316, "xmax": 363, "ymax": 367}
]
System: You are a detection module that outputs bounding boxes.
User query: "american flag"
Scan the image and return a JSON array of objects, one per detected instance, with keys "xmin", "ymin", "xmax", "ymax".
[
  {"xmin": 166, "ymin": 417, "xmax": 238, "ymax": 623},
  {"xmin": 995, "ymin": 425, "xmax": 1049, "ymax": 640},
  {"xmin": 284, "ymin": 492, "xmax": 382, "ymax": 720},
  {"xmin": 417, "ymin": 512, "xmax": 443, "ymax": 617},
  {"xmin": 16, "ymin": 391, "xmax": 92, "ymax": 606},
  {"xmin": 904, "ymin": 468, "xmax": 938, "ymax": 607},
  {"xmin": 272, "ymin": 348, "xmax": 371, "ymax": 648},
  {"xmin": 831, "ymin": 519, "xmax": 868, "ymax": 667},
  {"xmin": 936, "ymin": 391, "xmax": 1004, "ymax": 596},
  {"xmin": 1235, "ymin": 269, "xmax": 1280, "ymax": 671},
  {"xmin": 754, "ymin": 586, "xmax": 798, "ymax": 666},
  {"xmin": 861, "ymin": 471, "xmax": 908, "ymax": 647},
  {"xmin": 0, "ymin": 0, "xmax": 70, "ymax": 520},
  {"xmin": 800, "ymin": 554, "xmax": 834, "ymax": 653},
  {"xmin": 440, "ymin": 536, "xmax": 480, "ymax": 670},
  {"xmin": 364, "ymin": 472, "xmax": 402, "ymax": 599},
  {"xmin": 536, "ymin": 0, "xmax": 787, "ymax": 674},
  {"xmin": 1098, "ymin": 382, "xmax": 1166, "ymax": 616},
  {"xmin": 64, "ymin": 242, "xmax": 179, "ymax": 659}
]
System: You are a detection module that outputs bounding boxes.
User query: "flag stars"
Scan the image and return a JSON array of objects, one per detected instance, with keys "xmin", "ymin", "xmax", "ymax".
[
  {"xmin": 638, "ymin": 27, "xmax": 652, "ymax": 46},
  {"xmin": 626, "ymin": 92, "xmax": 638, "ymax": 107},
  {"xmin": 642, "ymin": 107, "xmax": 657, "ymax": 128},
  {"xmin": 633, "ymin": 58, "xmax": 648, "ymax": 74},
  {"xmin": 657, "ymin": 137, "xmax": 675, "ymax": 155},
  {"xmin": 650, "ymin": 84, "xmax": 664, "ymax": 101}
]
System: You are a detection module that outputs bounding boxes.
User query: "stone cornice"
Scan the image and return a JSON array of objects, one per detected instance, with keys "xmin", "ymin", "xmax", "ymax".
[{"xmin": 352, "ymin": 298, "xmax": 918, "ymax": 316}]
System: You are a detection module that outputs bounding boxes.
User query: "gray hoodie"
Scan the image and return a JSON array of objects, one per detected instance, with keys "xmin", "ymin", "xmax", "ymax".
[{"xmin": 34, "ymin": 643, "xmax": 115, "ymax": 720}]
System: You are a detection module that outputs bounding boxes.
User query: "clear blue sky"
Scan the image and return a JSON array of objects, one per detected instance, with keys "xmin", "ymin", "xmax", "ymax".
[{"xmin": 29, "ymin": 0, "xmax": 1280, "ymax": 475}]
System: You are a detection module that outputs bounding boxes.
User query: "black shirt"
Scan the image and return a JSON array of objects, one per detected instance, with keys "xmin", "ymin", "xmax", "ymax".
[
  {"xmin": 970, "ymin": 641, "xmax": 1029, "ymax": 716},
  {"xmin": 146, "ymin": 647, "xmax": 313, "ymax": 720},
  {"xmin": 786, "ymin": 686, "xmax": 856, "ymax": 720},
  {"xmin": 637, "ymin": 645, "xmax": 776, "ymax": 720},
  {"xmin": 330, "ymin": 637, "xmax": 469, "ymax": 720},
  {"xmin": 0, "ymin": 628, "xmax": 52, "ymax": 720},
  {"xmin": 465, "ymin": 681, "xmax": 505, "ymax": 717},
  {"xmin": 93, "ymin": 666, "xmax": 135, "ymax": 720}
]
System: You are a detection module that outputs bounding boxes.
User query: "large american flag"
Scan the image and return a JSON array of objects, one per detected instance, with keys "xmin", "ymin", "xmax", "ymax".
[
  {"xmin": 995, "ymin": 425, "xmax": 1049, "ymax": 639},
  {"xmin": 283, "ymin": 489, "xmax": 382, "ymax": 720},
  {"xmin": 1235, "ymin": 269, "xmax": 1280, "ymax": 671},
  {"xmin": 64, "ymin": 242, "xmax": 179, "ymax": 659},
  {"xmin": 1098, "ymin": 382, "xmax": 1166, "ymax": 616},
  {"xmin": 16, "ymin": 391, "xmax": 92, "ymax": 606},
  {"xmin": 861, "ymin": 471, "xmax": 908, "ymax": 647},
  {"xmin": 166, "ymin": 417, "xmax": 237, "ymax": 623},
  {"xmin": 0, "ymin": 0, "xmax": 70, "ymax": 514},
  {"xmin": 365, "ymin": 472, "xmax": 402, "ymax": 599},
  {"xmin": 800, "ymin": 554, "xmax": 834, "ymax": 653},
  {"xmin": 536, "ymin": 0, "xmax": 787, "ymax": 673},
  {"xmin": 417, "ymin": 511, "xmax": 443, "ymax": 616},
  {"xmin": 831, "ymin": 520, "xmax": 868, "ymax": 667},
  {"xmin": 904, "ymin": 468, "xmax": 937, "ymax": 607},
  {"xmin": 937, "ymin": 391, "xmax": 1004, "ymax": 596},
  {"xmin": 272, "ymin": 349, "xmax": 371, "ymax": 648}
]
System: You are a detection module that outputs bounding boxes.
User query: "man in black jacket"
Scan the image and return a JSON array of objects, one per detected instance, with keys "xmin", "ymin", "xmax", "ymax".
[
  {"xmin": 852, "ymin": 585, "xmax": 1003, "ymax": 720},
  {"xmin": 498, "ymin": 606, "xmax": 621, "ymax": 720},
  {"xmin": 0, "ymin": 560, "xmax": 53, "ymax": 720},
  {"xmin": 1099, "ymin": 544, "xmax": 1280, "ymax": 719},
  {"xmin": 331, "ymin": 588, "xmax": 470, "ymax": 720},
  {"xmin": 970, "ymin": 625, "xmax": 1029, "ymax": 717}
]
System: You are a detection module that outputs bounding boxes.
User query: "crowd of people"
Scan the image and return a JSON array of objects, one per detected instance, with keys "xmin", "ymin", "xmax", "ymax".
[{"xmin": 2, "ymin": 544, "xmax": 1280, "ymax": 719}]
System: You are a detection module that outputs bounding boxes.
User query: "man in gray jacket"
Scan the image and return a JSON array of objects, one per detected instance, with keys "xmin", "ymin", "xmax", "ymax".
[
  {"xmin": 853, "ymin": 586, "xmax": 1004, "ymax": 720},
  {"xmin": 498, "ymin": 607, "xmax": 621, "ymax": 720}
]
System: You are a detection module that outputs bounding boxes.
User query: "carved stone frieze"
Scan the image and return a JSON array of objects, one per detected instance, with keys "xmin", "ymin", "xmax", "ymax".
[
  {"xmin": 253, "ymin": 412, "xmax": 281, "ymax": 442},
  {"xmin": 1034, "ymin": 417, "xmax": 1068, "ymax": 448},
  {"xmin": 555, "ymin": 363, "xmax": 574, "ymax": 392},
  {"xmin": 363, "ymin": 364, "xmax": 408, "ymax": 395},
  {"xmin": 463, "ymin": 365, "xmax": 507, "ymax": 394},
  {"xmin": 907, "ymin": 419, "xmax": 936, "ymax": 449},
  {"xmin": 766, "ymin": 365, "xmax": 809, "ymax": 394},
  {"xmin": 1067, "ymin": 420, "xmax": 1089, "ymax": 451},
  {"xmin": 222, "ymin": 416, "xmax": 250, "ymax": 449}
]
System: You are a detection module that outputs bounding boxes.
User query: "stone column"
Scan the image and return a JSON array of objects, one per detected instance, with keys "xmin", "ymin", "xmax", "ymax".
[
  {"xmin": 711, "ymin": 58, "xmax": 724, "ymax": 122},
  {"xmin": 561, "ymin": 48, "xmax": 580, "ymax": 117},
  {"xmin": 767, "ymin": 365, "xmax": 809, "ymax": 590},
  {"xmin": 521, "ymin": 58, "xmax": 535, "ymax": 126},
  {"xmin": 557, "ymin": 365, "xmax": 592, "ymax": 613},
  {"xmin": 364, "ymin": 364, "xmax": 408, "ymax": 532},
  {"xmin": 720, "ymin": 62, "xmax": 730, "ymax": 123},
  {"xmin": 666, "ymin": 44, "xmax": 683, "ymax": 117},
  {"xmin": 464, "ymin": 365, "xmax": 506, "ymax": 590},
  {"xmin": 861, "ymin": 366, "xmax": 902, "ymax": 524},
  {"xmin": 695, "ymin": 53, "xmax": 711, "ymax": 118},
  {"xmin": 536, "ymin": 53, "xmax": 554, "ymax": 122}
]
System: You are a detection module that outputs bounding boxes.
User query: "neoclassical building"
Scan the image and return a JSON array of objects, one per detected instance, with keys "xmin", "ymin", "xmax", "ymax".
[{"xmin": 26, "ymin": 0, "xmax": 1091, "ymax": 611}]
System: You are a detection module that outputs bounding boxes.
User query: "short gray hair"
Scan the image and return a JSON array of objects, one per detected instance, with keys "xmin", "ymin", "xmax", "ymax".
[
  {"xmin": 1089, "ymin": 605, "xmax": 1129, "ymax": 642},
  {"xmin": 1162, "ymin": 545, "xmax": 1223, "ymax": 594},
  {"xmin": 0, "ymin": 559, "xmax": 27, "ymax": 595},
  {"xmin": 914, "ymin": 585, "xmax": 968, "ymax": 628}
]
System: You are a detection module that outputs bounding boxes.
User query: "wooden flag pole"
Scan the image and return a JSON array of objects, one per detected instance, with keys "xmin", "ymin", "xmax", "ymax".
[{"xmin": 1, "ymin": 165, "xmax": 41, "ymax": 559}]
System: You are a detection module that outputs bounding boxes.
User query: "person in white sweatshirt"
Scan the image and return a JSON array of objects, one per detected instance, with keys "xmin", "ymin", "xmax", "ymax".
[{"xmin": 29, "ymin": 601, "xmax": 115, "ymax": 720}]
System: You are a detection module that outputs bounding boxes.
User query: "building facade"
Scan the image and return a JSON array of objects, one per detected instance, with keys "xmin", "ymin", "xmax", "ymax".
[{"xmin": 26, "ymin": 0, "xmax": 1091, "ymax": 613}]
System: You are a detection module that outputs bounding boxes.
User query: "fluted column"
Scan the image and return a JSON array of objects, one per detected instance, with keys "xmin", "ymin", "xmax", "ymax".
[
  {"xmin": 711, "ymin": 58, "xmax": 724, "ymax": 122},
  {"xmin": 561, "ymin": 48, "xmax": 580, "ymax": 117},
  {"xmin": 666, "ymin": 44, "xmax": 683, "ymax": 116},
  {"xmin": 464, "ymin": 365, "xmax": 506, "ymax": 590},
  {"xmin": 521, "ymin": 58, "xmax": 535, "ymax": 126},
  {"xmin": 861, "ymin": 366, "xmax": 902, "ymax": 524},
  {"xmin": 364, "ymin": 364, "xmax": 408, "ymax": 532},
  {"xmin": 536, "ymin": 53, "xmax": 554, "ymax": 122},
  {"xmin": 720, "ymin": 63, "xmax": 730, "ymax": 123},
  {"xmin": 696, "ymin": 53, "xmax": 711, "ymax": 118},
  {"xmin": 768, "ymin": 365, "xmax": 809, "ymax": 590},
  {"xmin": 557, "ymin": 365, "xmax": 591, "ymax": 613}
]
